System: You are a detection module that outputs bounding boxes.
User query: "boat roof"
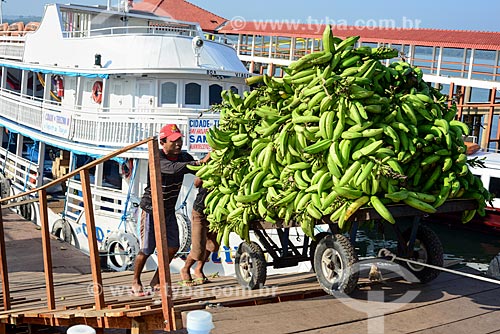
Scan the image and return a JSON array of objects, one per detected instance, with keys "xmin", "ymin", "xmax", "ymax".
[{"xmin": 15, "ymin": 2, "xmax": 248, "ymax": 77}]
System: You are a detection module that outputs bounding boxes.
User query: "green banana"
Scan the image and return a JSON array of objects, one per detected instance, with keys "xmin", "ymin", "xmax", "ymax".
[{"xmin": 370, "ymin": 196, "xmax": 396, "ymax": 224}]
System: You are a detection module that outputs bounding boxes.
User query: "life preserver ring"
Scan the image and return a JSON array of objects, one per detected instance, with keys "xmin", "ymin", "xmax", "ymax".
[
  {"xmin": 120, "ymin": 159, "xmax": 134, "ymax": 179},
  {"xmin": 29, "ymin": 171, "xmax": 37, "ymax": 185},
  {"xmin": 92, "ymin": 81, "xmax": 103, "ymax": 104}
]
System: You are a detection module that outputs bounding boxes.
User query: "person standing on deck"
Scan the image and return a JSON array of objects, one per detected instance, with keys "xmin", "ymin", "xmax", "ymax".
[
  {"xmin": 131, "ymin": 124, "xmax": 208, "ymax": 296},
  {"xmin": 179, "ymin": 174, "xmax": 219, "ymax": 286}
]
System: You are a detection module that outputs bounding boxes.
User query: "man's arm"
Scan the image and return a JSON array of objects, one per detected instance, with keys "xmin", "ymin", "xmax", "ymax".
[
  {"xmin": 159, "ymin": 152, "xmax": 198, "ymax": 175},
  {"xmin": 194, "ymin": 176, "xmax": 203, "ymax": 188}
]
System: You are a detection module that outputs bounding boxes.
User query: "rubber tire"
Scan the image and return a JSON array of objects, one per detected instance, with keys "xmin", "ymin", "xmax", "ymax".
[
  {"xmin": 309, "ymin": 232, "xmax": 332, "ymax": 272},
  {"xmin": 0, "ymin": 175, "xmax": 10, "ymax": 200},
  {"xmin": 235, "ymin": 241, "xmax": 267, "ymax": 290},
  {"xmin": 19, "ymin": 196, "xmax": 36, "ymax": 223},
  {"xmin": 314, "ymin": 234, "xmax": 359, "ymax": 295},
  {"xmin": 104, "ymin": 232, "xmax": 139, "ymax": 272},
  {"xmin": 176, "ymin": 212, "xmax": 192, "ymax": 255},
  {"xmin": 399, "ymin": 224, "xmax": 444, "ymax": 283},
  {"xmin": 51, "ymin": 219, "xmax": 79, "ymax": 249}
]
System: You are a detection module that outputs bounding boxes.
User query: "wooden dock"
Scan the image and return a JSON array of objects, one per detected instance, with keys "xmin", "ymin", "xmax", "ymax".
[{"xmin": 0, "ymin": 209, "xmax": 499, "ymax": 333}]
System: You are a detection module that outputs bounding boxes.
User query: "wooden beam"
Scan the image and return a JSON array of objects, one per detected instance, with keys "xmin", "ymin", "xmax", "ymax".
[
  {"xmin": 147, "ymin": 140, "xmax": 174, "ymax": 331},
  {"xmin": 80, "ymin": 169, "xmax": 105, "ymax": 310},
  {"xmin": 38, "ymin": 189, "xmax": 55, "ymax": 310},
  {"xmin": 0, "ymin": 205, "xmax": 10, "ymax": 311}
]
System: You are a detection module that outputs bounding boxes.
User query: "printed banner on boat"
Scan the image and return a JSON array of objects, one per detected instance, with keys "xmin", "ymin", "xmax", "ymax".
[
  {"xmin": 188, "ymin": 118, "xmax": 219, "ymax": 153},
  {"xmin": 41, "ymin": 111, "xmax": 71, "ymax": 139}
]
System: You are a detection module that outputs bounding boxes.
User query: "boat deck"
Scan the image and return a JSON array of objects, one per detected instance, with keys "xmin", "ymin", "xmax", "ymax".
[{"xmin": 0, "ymin": 210, "xmax": 499, "ymax": 333}]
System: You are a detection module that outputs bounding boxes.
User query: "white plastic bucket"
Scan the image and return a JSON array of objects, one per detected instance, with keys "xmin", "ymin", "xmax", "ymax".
[
  {"xmin": 67, "ymin": 325, "xmax": 96, "ymax": 334},
  {"xmin": 186, "ymin": 310, "xmax": 214, "ymax": 334}
]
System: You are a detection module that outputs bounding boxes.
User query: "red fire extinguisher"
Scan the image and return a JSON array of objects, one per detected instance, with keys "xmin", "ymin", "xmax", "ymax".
[{"xmin": 55, "ymin": 75, "xmax": 64, "ymax": 98}]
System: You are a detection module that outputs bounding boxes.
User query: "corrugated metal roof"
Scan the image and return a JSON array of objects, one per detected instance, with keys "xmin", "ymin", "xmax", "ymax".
[
  {"xmin": 132, "ymin": 0, "xmax": 227, "ymax": 32},
  {"xmin": 218, "ymin": 22, "xmax": 500, "ymax": 51}
]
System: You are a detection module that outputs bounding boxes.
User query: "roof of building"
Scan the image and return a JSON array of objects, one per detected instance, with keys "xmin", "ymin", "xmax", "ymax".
[
  {"xmin": 131, "ymin": 1, "xmax": 500, "ymax": 51},
  {"xmin": 132, "ymin": 0, "xmax": 227, "ymax": 32},
  {"xmin": 218, "ymin": 22, "xmax": 500, "ymax": 51}
]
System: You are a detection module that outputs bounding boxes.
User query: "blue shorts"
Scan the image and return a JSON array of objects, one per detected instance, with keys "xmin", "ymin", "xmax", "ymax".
[{"xmin": 140, "ymin": 210, "xmax": 179, "ymax": 255}]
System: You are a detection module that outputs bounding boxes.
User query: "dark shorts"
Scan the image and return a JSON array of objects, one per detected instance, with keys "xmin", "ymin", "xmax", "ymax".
[{"xmin": 140, "ymin": 210, "xmax": 179, "ymax": 255}]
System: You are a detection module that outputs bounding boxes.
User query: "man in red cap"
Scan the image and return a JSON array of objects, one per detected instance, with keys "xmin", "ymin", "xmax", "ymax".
[{"xmin": 131, "ymin": 124, "xmax": 208, "ymax": 296}]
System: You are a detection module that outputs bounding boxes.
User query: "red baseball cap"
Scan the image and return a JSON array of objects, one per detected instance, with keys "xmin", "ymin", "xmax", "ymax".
[{"xmin": 159, "ymin": 124, "xmax": 183, "ymax": 141}]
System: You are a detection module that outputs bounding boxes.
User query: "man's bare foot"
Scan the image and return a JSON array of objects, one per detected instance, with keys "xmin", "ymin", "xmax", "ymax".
[
  {"xmin": 130, "ymin": 282, "xmax": 148, "ymax": 297},
  {"xmin": 180, "ymin": 267, "xmax": 193, "ymax": 282},
  {"xmin": 178, "ymin": 267, "xmax": 196, "ymax": 287}
]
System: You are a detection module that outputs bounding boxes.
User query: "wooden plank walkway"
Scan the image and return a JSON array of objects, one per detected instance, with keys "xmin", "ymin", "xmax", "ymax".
[
  {"xmin": 208, "ymin": 269, "xmax": 500, "ymax": 334},
  {"xmin": 1, "ymin": 209, "xmax": 499, "ymax": 333}
]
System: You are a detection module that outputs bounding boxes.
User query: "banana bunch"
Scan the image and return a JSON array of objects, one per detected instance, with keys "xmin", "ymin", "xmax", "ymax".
[{"xmin": 196, "ymin": 24, "xmax": 492, "ymax": 245}]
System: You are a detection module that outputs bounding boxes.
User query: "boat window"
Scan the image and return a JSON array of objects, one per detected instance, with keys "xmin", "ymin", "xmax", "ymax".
[
  {"xmin": 230, "ymin": 86, "xmax": 238, "ymax": 94},
  {"xmin": 22, "ymin": 140, "xmax": 39, "ymax": 163},
  {"xmin": 160, "ymin": 82, "xmax": 177, "ymax": 104},
  {"xmin": 489, "ymin": 177, "xmax": 500, "ymax": 199},
  {"xmin": 185, "ymin": 82, "xmax": 201, "ymax": 105},
  {"xmin": 27, "ymin": 72, "xmax": 44, "ymax": 99},
  {"xmin": 2, "ymin": 131, "xmax": 17, "ymax": 153},
  {"xmin": 103, "ymin": 160, "xmax": 122, "ymax": 189},
  {"xmin": 5, "ymin": 68, "xmax": 21, "ymax": 93},
  {"xmin": 61, "ymin": 10, "xmax": 90, "ymax": 38},
  {"xmin": 73, "ymin": 155, "xmax": 96, "ymax": 178},
  {"xmin": 209, "ymin": 84, "xmax": 223, "ymax": 105}
]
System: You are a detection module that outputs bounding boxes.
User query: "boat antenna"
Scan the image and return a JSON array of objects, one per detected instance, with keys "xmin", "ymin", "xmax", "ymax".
[{"xmin": 107, "ymin": 0, "xmax": 111, "ymax": 10}]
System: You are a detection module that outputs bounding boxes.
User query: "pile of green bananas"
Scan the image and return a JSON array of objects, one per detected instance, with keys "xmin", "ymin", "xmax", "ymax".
[{"xmin": 191, "ymin": 24, "xmax": 492, "ymax": 245}]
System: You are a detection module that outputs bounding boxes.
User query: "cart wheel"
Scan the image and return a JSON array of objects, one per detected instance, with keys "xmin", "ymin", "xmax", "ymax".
[
  {"xmin": 314, "ymin": 234, "xmax": 358, "ymax": 295},
  {"xmin": 309, "ymin": 232, "xmax": 331, "ymax": 272},
  {"xmin": 398, "ymin": 224, "xmax": 443, "ymax": 283},
  {"xmin": 235, "ymin": 241, "xmax": 267, "ymax": 290}
]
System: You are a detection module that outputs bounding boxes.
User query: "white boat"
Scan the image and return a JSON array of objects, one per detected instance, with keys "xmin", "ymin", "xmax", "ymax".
[{"xmin": 0, "ymin": 1, "xmax": 252, "ymax": 273}]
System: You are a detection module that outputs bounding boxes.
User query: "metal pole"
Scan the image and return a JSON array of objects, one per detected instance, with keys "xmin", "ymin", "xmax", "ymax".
[{"xmin": 0, "ymin": 1, "xmax": 4, "ymax": 25}]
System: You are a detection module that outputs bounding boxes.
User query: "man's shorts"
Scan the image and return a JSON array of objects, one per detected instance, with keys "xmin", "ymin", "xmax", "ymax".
[
  {"xmin": 190, "ymin": 209, "xmax": 219, "ymax": 261},
  {"xmin": 140, "ymin": 210, "xmax": 179, "ymax": 255}
]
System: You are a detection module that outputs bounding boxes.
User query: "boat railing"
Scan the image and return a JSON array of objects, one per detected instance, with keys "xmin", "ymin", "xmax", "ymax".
[
  {"xmin": 0, "ymin": 91, "xmax": 44, "ymax": 132},
  {"xmin": 0, "ymin": 35, "xmax": 26, "ymax": 60},
  {"xmin": 0, "ymin": 90, "xmax": 219, "ymax": 148},
  {"xmin": 64, "ymin": 179, "xmax": 134, "ymax": 223},
  {"xmin": 63, "ymin": 24, "xmax": 199, "ymax": 39},
  {"xmin": 0, "ymin": 148, "xmax": 39, "ymax": 192},
  {"xmin": 0, "ymin": 144, "xmax": 134, "ymax": 225},
  {"xmin": 203, "ymin": 31, "xmax": 236, "ymax": 47},
  {"xmin": 70, "ymin": 108, "xmax": 218, "ymax": 147}
]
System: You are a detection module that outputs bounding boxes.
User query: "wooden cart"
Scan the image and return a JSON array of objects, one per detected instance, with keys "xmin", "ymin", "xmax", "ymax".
[{"xmin": 233, "ymin": 199, "xmax": 478, "ymax": 295}]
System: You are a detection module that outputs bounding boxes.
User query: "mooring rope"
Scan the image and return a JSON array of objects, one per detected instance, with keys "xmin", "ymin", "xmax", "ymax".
[{"xmin": 378, "ymin": 248, "xmax": 500, "ymax": 285}]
